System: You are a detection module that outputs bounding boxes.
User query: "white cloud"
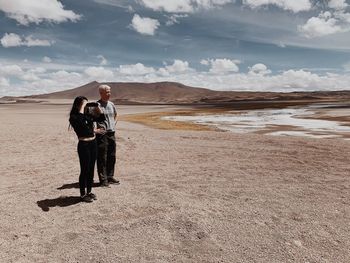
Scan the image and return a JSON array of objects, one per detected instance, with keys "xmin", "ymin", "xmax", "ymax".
[
  {"xmin": 0, "ymin": 0, "xmax": 81, "ymax": 25},
  {"xmin": 0, "ymin": 33, "xmax": 22, "ymax": 48},
  {"xmin": 139, "ymin": 0, "xmax": 232, "ymax": 13},
  {"xmin": 2, "ymin": 60, "xmax": 350, "ymax": 97},
  {"xmin": 50, "ymin": 70, "xmax": 82, "ymax": 81},
  {"xmin": 202, "ymin": 58, "xmax": 240, "ymax": 73},
  {"xmin": 335, "ymin": 10, "xmax": 350, "ymax": 23},
  {"xmin": 165, "ymin": 14, "xmax": 188, "ymax": 26},
  {"xmin": 328, "ymin": 0, "xmax": 348, "ymax": 10},
  {"xmin": 42, "ymin": 56, "xmax": 52, "ymax": 63},
  {"xmin": 24, "ymin": 36, "xmax": 52, "ymax": 47},
  {"xmin": 84, "ymin": 66, "xmax": 114, "ymax": 80},
  {"xmin": 249, "ymin": 63, "xmax": 271, "ymax": 75},
  {"xmin": 1, "ymin": 33, "xmax": 53, "ymax": 48},
  {"xmin": 139, "ymin": 0, "xmax": 194, "ymax": 13},
  {"xmin": 130, "ymin": 14, "xmax": 160, "ymax": 35},
  {"xmin": 118, "ymin": 63, "xmax": 155, "ymax": 75},
  {"xmin": 243, "ymin": 0, "xmax": 312, "ymax": 13},
  {"xmin": 162, "ymin": 60, "xmax": 193, "ymax": 74},
  {"xmin": 298, "ymin": 11, "xmax": 348, "ymax": 38},
  {"xmin": 0, "ymin": 64, "xmax": 23, "ymax": 76},
  {"xmin": 113, "ymin": 67, "xmax": 350, "ymax": 92},
  {"xmin": 0, "ymin": 64, "xmax": 48, "ymax": 83},
  {"xmin": 29, "ymin": 67, "xmax": 46, "ymax": 74},
  {"xmin": 343, "ymin": 62, "xmax": 350, "ymax": 72},
  {"xmin": 92, "ymin": 0, "xmax": 131, "ymax": 9},
  {"xmin": 97, "ymin": 55, "xmax": 108, "ymax": 65},
  {"xmin": 277, "ymin": 41, "xmax": 286, "ymax": 48},
  {"xmin": 20, "ymin": 72, "xmax": 40, "ymax": 82},
  {"xmin": 0, "ymin": 65, "xmax": 42, "ymax": 82},
  {"xmin": 200, "ymin": 59, "xmax": 210, "ymax": 66},
  {"xmin": 0, "ymin": 77, "xmax": 10, "ymax": 88}
]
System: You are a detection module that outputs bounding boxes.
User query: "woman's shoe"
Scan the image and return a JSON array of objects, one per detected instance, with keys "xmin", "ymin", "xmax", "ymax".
[
  {"xmin": 81, "ymin": 194, "xmax": 93, "ymax": 203},
  {"xmin": 88, "ymin": 192, "xmax": 97, "ymax": 200}
]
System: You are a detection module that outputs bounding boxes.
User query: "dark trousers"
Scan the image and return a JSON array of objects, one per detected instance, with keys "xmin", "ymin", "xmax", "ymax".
[
  {"xmin": 96, "ymin": 132, "xmax": 116, "ymax": 183},
  {"xmin": 77, "ymin": 140, "xmax": 97, "ymax": 196}
]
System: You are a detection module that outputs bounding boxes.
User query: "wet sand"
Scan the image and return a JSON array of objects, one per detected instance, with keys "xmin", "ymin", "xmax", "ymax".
[{"xmin": 0, "ymin": 103, "xmax": 350, "ymax": 262}]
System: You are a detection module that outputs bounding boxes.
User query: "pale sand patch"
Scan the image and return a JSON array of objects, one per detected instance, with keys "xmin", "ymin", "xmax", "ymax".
[
  {"xmin": 0, "ymin": 103, "xmax": 350, "ymax": 262},
  {"xmin": 120, "ymin": 111, "xmax": 219, "ymax": 131}
]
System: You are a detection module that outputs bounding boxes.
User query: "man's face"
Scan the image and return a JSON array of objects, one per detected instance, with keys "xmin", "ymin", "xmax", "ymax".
[{"xmin": 101, "ymin": 87, "xmax": 111, "ymax": 101}]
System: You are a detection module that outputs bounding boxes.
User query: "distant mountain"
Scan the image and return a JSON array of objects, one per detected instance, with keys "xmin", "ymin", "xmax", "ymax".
[
  {"xmin": 27, "ymin": 81, "xmax": 218, "ymax": 104},
  {"xmin": 21, "ymin": 81, "xmax": 350, "ymax": 104}
]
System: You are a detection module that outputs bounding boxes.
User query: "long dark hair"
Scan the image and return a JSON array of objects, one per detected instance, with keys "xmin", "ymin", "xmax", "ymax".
[
  {"xmin": 70, "ymin": 96, "xmax": 88, "ymax": 116},
  {"xmin": 68, "ymin": 96, "xmax": 87, "ymax": 130}
]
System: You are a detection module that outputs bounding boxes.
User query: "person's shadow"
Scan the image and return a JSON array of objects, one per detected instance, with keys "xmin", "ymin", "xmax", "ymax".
[
  {"xmin": 37, "ymin": 196, "xmax": 81, "ymax": 212},
  {"xmin": 57, "ymin": 182, "xmax": 100, "ymax": 190},
  {"xmin": 37, "ymin": 182, "xmax": 101, "ymax": 212}
]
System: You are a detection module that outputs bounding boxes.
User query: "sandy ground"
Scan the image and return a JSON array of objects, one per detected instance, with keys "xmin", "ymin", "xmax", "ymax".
[{"xmin": 0, "ymin": 103, "xmax": 350, "ymax": 263}]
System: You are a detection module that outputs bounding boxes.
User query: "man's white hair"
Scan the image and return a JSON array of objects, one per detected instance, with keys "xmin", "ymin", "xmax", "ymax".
[{"xmin": 98, "ymin": 84, "xmax": 111, "ymax": 93}]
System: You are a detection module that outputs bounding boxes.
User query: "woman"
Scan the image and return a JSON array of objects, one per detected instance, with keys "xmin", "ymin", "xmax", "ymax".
[{"xmin": 69, "ymin": 96, "xmax": 105, "ymax": 202}]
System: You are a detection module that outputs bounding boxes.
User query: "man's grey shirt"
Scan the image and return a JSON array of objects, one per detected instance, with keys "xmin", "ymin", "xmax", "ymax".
[{"xmin": 97, "ymin": 100, "xmax": 117, "ymax": 132}]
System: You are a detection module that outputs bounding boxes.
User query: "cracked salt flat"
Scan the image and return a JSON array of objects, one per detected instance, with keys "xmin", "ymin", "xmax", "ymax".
[{"xmin": 163, "ymin": 107, "xmax": 350, "ymax": 139}]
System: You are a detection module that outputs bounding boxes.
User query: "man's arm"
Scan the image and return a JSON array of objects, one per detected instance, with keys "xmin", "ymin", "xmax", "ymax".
[{"xmin": 113, "ymin": 103, "xmax": 118, "ymax": 124}]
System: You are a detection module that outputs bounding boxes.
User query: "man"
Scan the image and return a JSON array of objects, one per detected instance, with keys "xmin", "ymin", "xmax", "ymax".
[{"xmin": 96, "ymin": 84, "xmax": 119, "ymax": 187}]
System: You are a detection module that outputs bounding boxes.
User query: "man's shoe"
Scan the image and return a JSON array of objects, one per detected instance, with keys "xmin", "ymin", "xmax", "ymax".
[
  {"xmin": 81, "ymin": 195, "xmax": 93, "ymax": 203},
  {"xmin": 108, "ymin": 178, "xmax": 120, "ymax": 185},
  {"xmin": 87, "ymin": 192, "xmax": 97, "ymax": 200},
  {"xmin": 100, "ymin": 181, "xmax": 110, "ymax": 187}
]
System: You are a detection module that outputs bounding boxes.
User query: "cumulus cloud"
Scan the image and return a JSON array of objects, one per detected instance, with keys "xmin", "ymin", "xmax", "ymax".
[
  {"xmin": 200, "ymin": 59, "xmax": 210, "ymax": 66},
  {"xmin": 97, "ymin": 55, "xmax": 108, "ymax": 65},
  {"xmin": 161, "ymin": 60, "xmax": 193, "ymax": 74},
  {"xmin": 140, "ymin": 0, "xmax": 192, "ymax": 13},
  {"xmin": 130, "ymin": 14, "xmax": 160, "ymax": 35},
  {"xmin": 2, "ymin": 59, "xmax": 350, "ymax": 97},
  {"xmin": 0, "ymin": 77, "xmax": 10, "ymax": 88},
  {"xmin": 0, "ymin": 33, "xmax": 22, "ymax": 48},
  {"xmin": 1, "ymin": 33, "xmax": 53, "ymax": 48},
  {"xmin": 0, "ymin": 0, "xmax": 81, "ymax": 25},
  {"xmin": 50, "ymin": 70, "xmax": 82, "ymax": 82},
  {"xmin": 42, "ymin": 56, "xmax": 52, "ymax": 63},
  {"xmin": 242, "ymin": 0, "xmax": 312, "ymax": 13},
  {"xmin": 139, "ymin": 0, "xmax": 232, "ymax": 13},
  {"xmin": 25, "ymin": 36, "xmax": 53, "ymax": 47},
  {"xmin": 249, "ymin": 63, "xmax": 271, "ymax": 75},
  {"xmin": 201, "ymin": 58, "xmax": 240, "ymax": 73},
  {"xmin": 165, "ymin": 14, "xmax": 188, "ymax": 26},
  {"xmin": 335, "ymin": 10, "xmax": 350, "ymax": 23},
  {"xmin": 84, "ymin": 66, "xmax": 114, "ymax": 80},
  {"xmin": 29, "ymin": 67, "xmax": 46, "ymax": 74},
  {"xmin": 20, "ymin": 72, "xmax": 40, "ymax": 82},
  {"xmin": 0, "ymin": 61, "xmax": 87, "ymax": 96},
  {"xmin": 298, "ymin": 11, "xmax": 349, "ymax": 38},
  {"xmin": 118, "ymin": 63, "xmax": 155, "ymax": 75},
  {"xmin": 328, "ymin": 0, "xmax": 348, "ymax": 10},
  {"xmin": 92, "ymin": 0, "xmax": 132, "ymax": 8},
  {"xmin": 0, "ymin": 64, "xmax": 42, "ymax": 82},
  {"xmin": 0, "ymin": 64, "xmax": 23, "ymax": 76}
]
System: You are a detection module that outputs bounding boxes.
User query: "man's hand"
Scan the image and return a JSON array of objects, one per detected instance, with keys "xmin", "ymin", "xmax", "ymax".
[
  {"xmin": 96, "ymin": 106, "xmax": 103, "ymax": 114},
  {"xmin": 94, "ymin": 128, "xmax": 106, "ymax": 135}
]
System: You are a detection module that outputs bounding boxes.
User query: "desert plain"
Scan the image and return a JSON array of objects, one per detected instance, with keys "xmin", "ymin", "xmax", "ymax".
[{"xmin": 0, "ymin": 101, "xmax": 350, "ymax": 263}]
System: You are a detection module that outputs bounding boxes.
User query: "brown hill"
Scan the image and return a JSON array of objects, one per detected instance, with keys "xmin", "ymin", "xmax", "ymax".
[
  {"xmin": 25, "ymin": 81, "xmax": 350, "ymax": 105},
  {"xmin": 28, "ymin": 81, "xmax": 220, "ymax": 104}
]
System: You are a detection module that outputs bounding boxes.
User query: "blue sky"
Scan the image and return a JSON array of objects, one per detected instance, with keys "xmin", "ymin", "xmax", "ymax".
[{"xmin": 0, "ymin": 0, "xmax": 350, "ymax": 96}]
